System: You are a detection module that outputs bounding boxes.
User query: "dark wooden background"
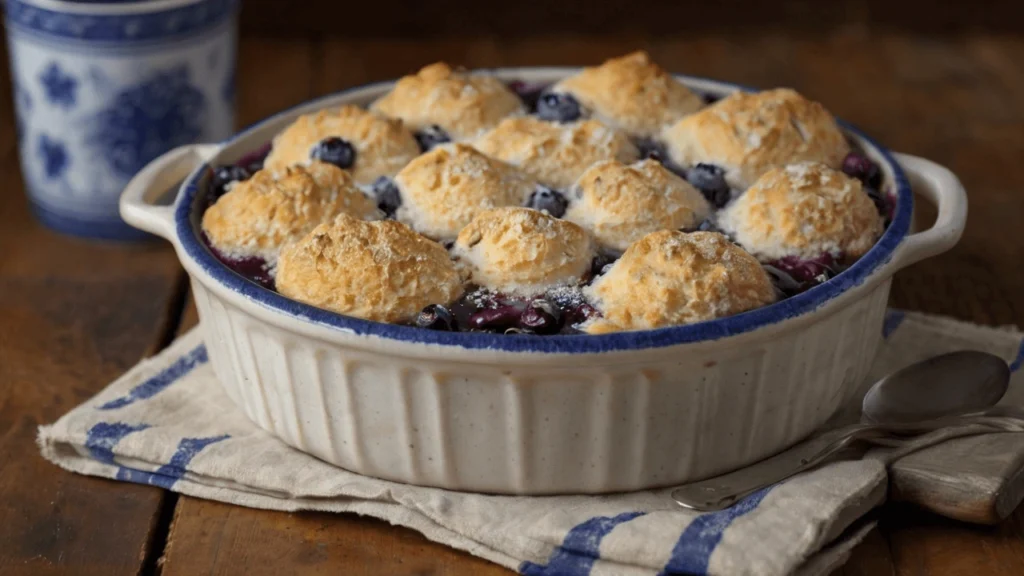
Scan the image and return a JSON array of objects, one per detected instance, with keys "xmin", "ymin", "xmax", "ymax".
[
  {"xmin": 3, "ymin": 2, "xmax": 1024, "ymax": 575},
  {"xmin": 238, "ymin": 0, "xmax": 1024, "ymax": 36}
]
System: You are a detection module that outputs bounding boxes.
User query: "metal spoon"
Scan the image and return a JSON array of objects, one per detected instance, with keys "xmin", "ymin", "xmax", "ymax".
[{"xmin": 671, "ymin": 351, "xmax": 1013, "ymax": 511}]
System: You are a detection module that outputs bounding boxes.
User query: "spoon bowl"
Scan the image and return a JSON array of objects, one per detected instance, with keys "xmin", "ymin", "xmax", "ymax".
[{"xmin": 862, "ymin": 351, "xmax": 1010, "ymax": 424}]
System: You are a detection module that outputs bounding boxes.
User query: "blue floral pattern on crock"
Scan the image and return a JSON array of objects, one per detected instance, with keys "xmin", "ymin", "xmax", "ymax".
[
  {"xmin": 38, "ymin": 134, "xmax": 69, "ymax": 179},
  {"xmin": 89, "ymin": 65, "xmax": 206, "ymax": 178},
  {"xmin": 39, "ymin": 62, "xmax": 78, "ymax": 109}
]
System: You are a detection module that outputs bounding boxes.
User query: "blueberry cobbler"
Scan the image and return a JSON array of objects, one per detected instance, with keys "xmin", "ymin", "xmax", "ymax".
[{"xmin": 200, "ymin": 51, "xmax": 893, "ymax": 336}]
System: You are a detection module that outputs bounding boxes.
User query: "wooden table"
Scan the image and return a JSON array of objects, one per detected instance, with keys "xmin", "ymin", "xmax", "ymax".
[{"xmin": 3, "ymin": 34, "xmax": 1024, "ymax": 575}]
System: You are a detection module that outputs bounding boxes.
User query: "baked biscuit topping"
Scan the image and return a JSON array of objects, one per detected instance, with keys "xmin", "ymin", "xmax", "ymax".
[
  {"xmin": 276, "ymin": 214, "xmax": 462, "ymax": 323},
  {"xmin": 472, "ymin": 117, "xmax": 639, "ymax": 190},
  {"xmin": 718, "ymin": 162, "xmax": 883, "ymax": 261},
  {"xmin": 565, "ymin": 159, "xmax": 711, "ymax": 252},
  {"xmin": 550, "ymin": 51, "xmax": 704, "ymax": 137},
  {"xmin": 584, "ymin": 230, "xmax": 775, "ymax": 333},
  {"xmin": 201, "ymin": 162, "xmax": 380, "ymax": 263},
  {"xmin": 662, "ymin": 88, "xmax": 850, "ymax": 189},
  {"xmin": 394, "ymin": 143, "xmax": 537, "ymax": 241},
  {"xmin": 263, "ymin": 105, "xmax": 420, "ymax": 186},
  {"xmin": 451, "ymin": 207, "xmax": 595, "ymax": 296},
  {"xmin": 371, "ymin": 62, "xmax": 524, "ymax": 141},
  {"xmin": 204, "ymin": 52, "xmax": 892, "ymax": 335}
]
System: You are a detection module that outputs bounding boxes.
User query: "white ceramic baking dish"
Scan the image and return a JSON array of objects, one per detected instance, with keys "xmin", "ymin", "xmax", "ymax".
[{"xmin": 120, "ymin": 69, "xmax": 967, "ymax": 495}]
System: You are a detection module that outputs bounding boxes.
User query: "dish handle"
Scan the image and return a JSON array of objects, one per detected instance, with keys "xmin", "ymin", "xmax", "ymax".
[
  {"xmin": 889, "ymin": 153, "xmax": 968, "ymax": 271},
  {"xmin": 120, "ymin": 144, "xmax": 221, "ymax": 240}
]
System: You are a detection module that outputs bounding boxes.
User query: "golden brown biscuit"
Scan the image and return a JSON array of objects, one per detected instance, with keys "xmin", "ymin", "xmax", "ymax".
[
  {"xmin": 393, "ymin": 143, "xmax": 537, "ymax": 241},
  {"xmin": 565, "ymin": 159, "xmax": 711, "ymax": 252},
  {"xmin": 263, "ymin": 105, "xmax": 420, "ymax": 186},
  {"xmin": 451, "ymin": 207, "xmax": 595, "ymax": 296},
  {"xmin": 662, "ymin": 88, "xmax": 850, "ymax": 189},
  {"xmin": 551, "ymin": 51, "xmax": 704, "ymax": 137},
  {"xmin": 583, "ymin": 230, "xmax": 775, "ymax": 333},
  {"xmin": 370, "ymin": 62, "xmax": 524, "ymax": 140},
  {"xmin": 276, "ymin": 214, "xmax": 462, "ymax": 323},
  {"xmin": 717, "ymin": 162, "xmax": 883, "ymax": 261},
  {"xmin": 201, "ymin": 163, "xmax": 380, "ymax": 262},
  {"xmin": 472, "ymin": 117, "xmax": 639, "ymax": 190}
]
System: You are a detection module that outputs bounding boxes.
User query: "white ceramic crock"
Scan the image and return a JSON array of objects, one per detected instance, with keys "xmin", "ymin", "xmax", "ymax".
[
  {"xmin": 118, "ymin": 70, "xmax": 968, "ymax": 495},
  {"xmin": 4, "ymin": 0, "xmax": 239, "ymax": 239}
]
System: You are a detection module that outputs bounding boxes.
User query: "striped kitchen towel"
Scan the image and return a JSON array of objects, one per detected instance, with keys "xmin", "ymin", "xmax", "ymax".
[{"xmin": 38, "ymin": 310, "xmax": 1024, "ymax": 576}]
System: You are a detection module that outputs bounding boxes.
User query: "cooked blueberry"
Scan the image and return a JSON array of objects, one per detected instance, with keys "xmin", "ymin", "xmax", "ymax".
[
  {"xmin": 371, "ymin": 176, "xmax": 402, "ymax": 217},
  {"xmin": 590, "ymin": 253, "xmax": 617, "ymax": 277},
  {"xmin": 310, "ymin": 137, "xmax": 356, "ymax": 169},
  {"xmin": 518, "ymin": 299, "xmax": 564, "ymax": 335},
  {"xmin": 204, "ymin": 236, "xmax": 275, "ymax": 290},
  {"xmin": 566, "ymin": 303, "xmax": 598, "ymax": 326},
  {"xmin": 698, "ymin": 219, "xmax": 722, "ymax": 233},
  {"xmin": 537, "ymin": 92, "xmax": 582, "ymax": 123},
  {"xmin": 702, "ymin": 93, "xmax": 721, "ymax": 104},
  {"xmin": 762, "ymin": 264, "xmax": 803, "ymax": 297},
  {"xmin": 416, "ymin": 304, "xmax": 458, "ymax": 331},
  {"xmin": 527, "ymin": 186, "xmax": 568, "ymax": 218},
  {"xmin": 468, "ymin": 305, "xmax": 523, "ymax": 331},
  {"xmin": 414, "ymin": 125, "xmax": 451, "ymax": 152},
  {"xmin": 772, "ymin": 254, "xmax": 837, "ymax": 285},
  {"xmin": 210, "ymin": 165, "xmax": 251, "ymax": 201},
  {"xmin": 687, "ymin": 163, "xmax": 730, "ymax": 208},
  {"xmin": 841, "ymin": 152, "xmax": 882, "ymax": 190},
  {"xmin": 507, "ymin": 80, "xmax": 545, "ymax": 112},
  {"xmin": 635, "ymin": 139, "xmax": 666, "ymax": 163}
]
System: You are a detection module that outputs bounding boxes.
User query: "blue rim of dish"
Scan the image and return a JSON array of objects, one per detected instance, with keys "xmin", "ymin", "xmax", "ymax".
[
  {"xmin": 173, "ymin": 75, "xmax": 913, "ymax": 354},
  {"xmin": 3, "ymin": 0, "xmax": 238, "ymax": 44}
]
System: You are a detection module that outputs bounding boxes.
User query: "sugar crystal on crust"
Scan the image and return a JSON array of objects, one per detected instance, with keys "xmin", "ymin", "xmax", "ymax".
[
  {"xmin": 371, "ymin": 62, "xmax": 524, "ymax": 140},
  {"xmin": 717, "ymin": 162, "xmax": 883, "ymax": 261},
  {"xmin": 276, "ymin": 214, "xmax": 462, "ymax": 323},
  {"xmin": 552, "ymin": 51, "xmax": 704, "ymax": 137},
  {"xmin": 662, "ymin": 88, "xmax": 850, "ymax": 189},
  {"xmin": 451, "ymin": 207, "xmax": 595, "ymax": 296},
  {"xmin": 565, "ymin": 159, "xmax": 711, "ymax": 252},
  {"xmin": 583, "ymin": 230, "xmax": 775, "ymax": 332},
  {"xmin": 202, "ymin": 162, "xmax": 380, "ymax": 263}
]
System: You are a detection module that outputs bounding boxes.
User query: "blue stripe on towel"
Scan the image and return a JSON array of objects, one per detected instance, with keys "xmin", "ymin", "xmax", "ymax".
[
  {"xmin": 98, "ymin": 344, "xmax": 208, "ymax": 410},
  {"xmin": 85, "ymin": 422, "xmax": 151, "ymax": 463},
  {"xmin": 882, "ymin": 310, "xmax": 906, "ymax": 339},
  {"xmin": 1009, "ymin": 339, "xmax": 1024, "ymax": 373},
  {"xmin": 520, "ymin": 511, "xmax": 646, "ymax": 576},
  {"xmin": 658, "ymin": 487, "xmax": 772, "ymax": 575},
  {"xmin": 116, "ymin": 434, "xmax": 230, "ymax": 489}
]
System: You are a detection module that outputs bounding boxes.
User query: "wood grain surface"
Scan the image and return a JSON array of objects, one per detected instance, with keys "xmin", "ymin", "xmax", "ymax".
[{"xmin": 3, "ymin": 32, "xmax": 1024, "ymax": 576}]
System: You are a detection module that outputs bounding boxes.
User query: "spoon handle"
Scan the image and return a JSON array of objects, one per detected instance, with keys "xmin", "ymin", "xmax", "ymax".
[
  {"xmin": 670, "ymin": 413, "xmax": 1024, "ymax": 512},
  {"xmin": 670, "ymin": 423, "xmax": 880, "ymax": 511}
]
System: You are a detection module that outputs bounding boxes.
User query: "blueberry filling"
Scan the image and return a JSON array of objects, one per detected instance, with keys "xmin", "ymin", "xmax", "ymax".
[
  {"xmin": 209, "ymin": 165, "xmax": 252, "ymax": 202},
  {"xmin": 590, "ymin": 253, "xmax": 617, "ymax": 278},
  {"xmin": 841, "ymin": 152, "xmax": 882, "ymax": 190},
  {"xmin": 414, "ymin": 125, "xmax": 451, "ymax": 152},
  {"xmin": 518, "ymin": 299, "xmax": 564, "ymax": 335},
  {"xmin": 202, "ymin": 234, "xmax": 275, "ymax": 291},
  {"xmin": 416, "ymin": 304, "xmax": 458, "ymax": 331},
  {"xmin": 537, "ymin": 92, "xmax": 582, "ymax": 123},
  {"xmin": 768, "ymin": 254, "xmax": 840, "ymax": 294},
  {"xmin": 507, "ymin": 80, "xmax": 546, "ymax": 113},
  {"xmin": 687, "ymin": 163, "xmax": 731, "ymax": 208},
  {"xmin": 468, "ymin": 305, "xmax": 523, "ymax": 332},
  {"xmin": 311, "ymin": 137, "xmax": 356, "ymax": 169},
  {"xmin": 635, "ymin": 139, "xmax": 667, "ymax": 163},
  {"xmin": 762, "ymin": 264, "xmax": 804, "ymax": 298},
  {"xmin": 371, "ymin": 176, "xmax": 402, "ymax": 217},
  {"xmin": 526, "ymin": 186, "xmax": 568, "ymax": 218},
  {"xmin": 702, "ymin": 93, "xmax": 721, "ymax": 105}
]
